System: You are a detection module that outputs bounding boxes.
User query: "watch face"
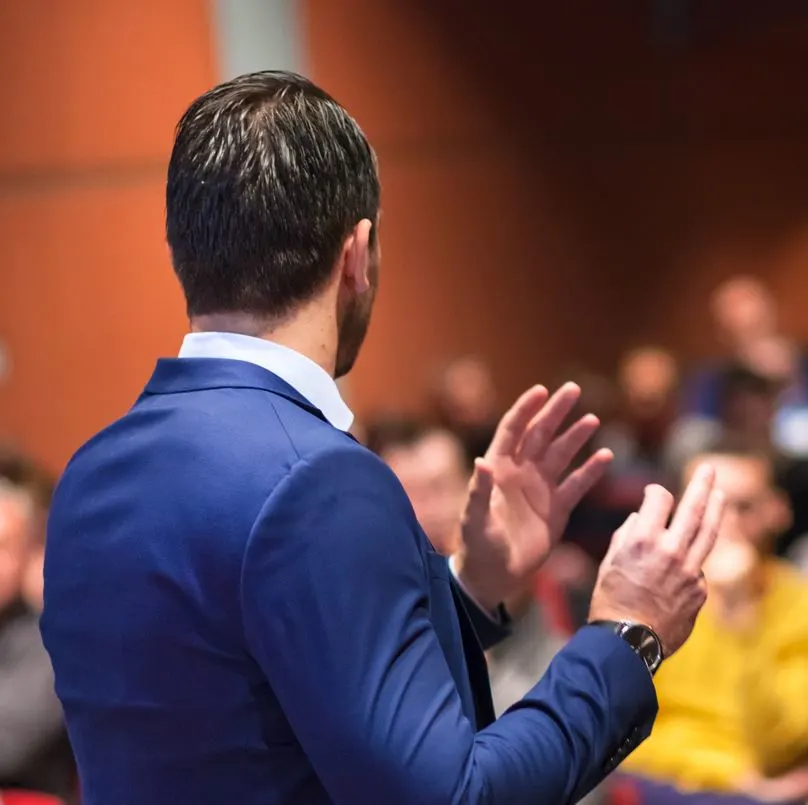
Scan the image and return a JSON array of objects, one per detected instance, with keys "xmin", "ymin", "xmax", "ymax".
[{"xmin": 623, "ymin": 623, "xmax": 663, "ymax": 671}]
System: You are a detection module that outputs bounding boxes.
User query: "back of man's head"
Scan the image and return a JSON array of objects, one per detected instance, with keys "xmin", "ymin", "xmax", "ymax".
[{"xmin": 166, "ymin": 70, "xmax": 380, "ymax": 319}]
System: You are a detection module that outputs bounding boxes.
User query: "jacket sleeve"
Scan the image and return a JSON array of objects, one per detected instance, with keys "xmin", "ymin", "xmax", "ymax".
[{"xmin": 240, "ymin": 446, "xmax": 657, "ymax": 805}]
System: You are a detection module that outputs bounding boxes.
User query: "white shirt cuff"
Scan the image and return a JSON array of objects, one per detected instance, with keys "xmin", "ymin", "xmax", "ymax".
[{"xmin": 448, "ymin": 554, "xmax": 500, "ymax": 623}]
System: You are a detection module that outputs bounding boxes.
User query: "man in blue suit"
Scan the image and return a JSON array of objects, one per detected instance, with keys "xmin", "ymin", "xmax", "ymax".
[{"xmin": 42, "ymin": 72, "xmax": 725, "ymax": 805}]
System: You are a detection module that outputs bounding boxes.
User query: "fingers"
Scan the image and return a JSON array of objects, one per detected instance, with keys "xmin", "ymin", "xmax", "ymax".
[
  {"xmin": 634, "ymin": 484, "xmax": 676, "ymax": 538},
  {"xmin": 464, "ymin": 458, "xmax": 495, "ymax": 525},
  {"xmin": 603, "ymin": 511, "xmax": 638, "ymax": 563},
  {"xmin": 556, "ymin": 448, "xmax": 612, "ymax": 513},
  {"xmin": 684, "ymin": 488, "xmax": 726, "ymax": 573},
  {"xmin": 665, "ymin": 463, "xmax": 716, "ymax": 549},
  {"xmin": 518, "ymin": 383, "xmax": 582, "ymax": 462},
  {"xmin": 487, "ymin": 386, "xmax": 548, "ymax": 457},
  {"xmin": 542, "ymin": 414, "xmax": 600, "ymax": 480}
]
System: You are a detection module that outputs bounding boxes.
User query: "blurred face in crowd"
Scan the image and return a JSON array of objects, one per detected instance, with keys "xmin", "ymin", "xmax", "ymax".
[
  {"xmin": 617, "ymin": 346, "xmax": 678, "ymax": 452},
  {"xmin": 22, "ymin": 541, "xmax": 45, "ymax": 612},
  {"xmin": 684, "ymin": 453, "xmax": 786, "ymax": 566},
  {"xmin": 711, "ymin": 277, "xmax": 777, "ymax": 348},
  {"xmin": 437, "ymin": 357, "xmax": 497, "ymax": 428},
  {"xmin": 0, "ymin": 488, "xmax": 33, "ymax": 612},
  {"xmin": 382, "ymin": 431, "xmax": 470, "ymax": 556},
  {"xmin": 619, "ymin": 347, "xmax": 678, "ymax": 417},
  {"xmin": 739, "ymin": 334, "xmax": 798, "ymax": 387}
]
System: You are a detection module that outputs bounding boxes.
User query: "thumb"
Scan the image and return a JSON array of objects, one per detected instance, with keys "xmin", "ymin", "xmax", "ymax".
[{"xmin": 466, "ymin": 458, "xmax": 495, "ymax": 520}]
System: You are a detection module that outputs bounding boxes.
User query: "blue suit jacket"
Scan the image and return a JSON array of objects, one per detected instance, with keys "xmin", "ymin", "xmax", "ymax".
[{"xmin": 42, "ymin": 359, "xmax": 657, "ymax": 805}]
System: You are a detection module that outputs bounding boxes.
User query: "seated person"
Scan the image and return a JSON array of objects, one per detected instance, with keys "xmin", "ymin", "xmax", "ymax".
[
  {"xmin": 0, "ymin": 450, "xmax": 54, "ymax": 613},
  {"xmin": 0, "ymin": 475, "xmax": 75, "ymax": 801},
  {"xmin": 620, "ymin": 444, "xmax": 808, "ymax": 803},
  {"xmin": 365, "ymin": 418, "xmax": 470, "ymax": 556},
  {"xmin": 430, "ymin": 356, "xmax": 500, "ymax": 466}
]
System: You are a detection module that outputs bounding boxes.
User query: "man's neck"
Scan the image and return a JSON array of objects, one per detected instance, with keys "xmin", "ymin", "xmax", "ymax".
[{"xmin": 190, "ymin": 311, "xmax": 338, "ymax": 376}]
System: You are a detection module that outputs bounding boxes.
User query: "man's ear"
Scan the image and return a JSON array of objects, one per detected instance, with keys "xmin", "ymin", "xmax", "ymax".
[{"xmin": 339, "ymin": 219, "xmax": 373, "ymax": 293}]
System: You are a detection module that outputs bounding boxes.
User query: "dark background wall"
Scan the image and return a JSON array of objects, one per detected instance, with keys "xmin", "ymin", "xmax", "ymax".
[{"xmin": 2, "ymin": 0, "xmax": 808, "ymax": 469}]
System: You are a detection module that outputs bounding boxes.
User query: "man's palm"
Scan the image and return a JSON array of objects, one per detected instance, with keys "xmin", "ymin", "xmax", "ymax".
[{"xmin": 457, "ymin": 385, "xmax": 612, "ymax": 611}]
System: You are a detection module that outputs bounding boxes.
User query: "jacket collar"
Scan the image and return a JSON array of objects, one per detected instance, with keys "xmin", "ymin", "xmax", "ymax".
[
  {"xmin": 176, "ymin": 333, "xmax": 353, "ymax": 430},
  {"xmin": 144, "ymin": 358, "xmax": 330, "ymax": 425}
]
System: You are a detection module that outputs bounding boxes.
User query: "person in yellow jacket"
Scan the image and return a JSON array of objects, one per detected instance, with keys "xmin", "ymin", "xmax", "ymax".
[{"xmin": 622, "ymin": 444, "xmax": 808, "ymax": 803}]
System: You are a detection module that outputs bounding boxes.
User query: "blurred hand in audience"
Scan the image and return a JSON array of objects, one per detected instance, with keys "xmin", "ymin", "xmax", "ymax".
[{"xmin": 741, "ymin": 765, "xmax": 808, "ymax": 803}]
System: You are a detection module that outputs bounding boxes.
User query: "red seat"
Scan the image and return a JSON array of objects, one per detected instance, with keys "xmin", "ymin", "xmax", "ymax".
[
  {"xmin": 0, "ymin": 791, "xmax": 64, "ymax": 805},
  {"xmin": 533, "ymin": 570, "xmax": 576, "ymax": 636},
  {"xmin": 607, "ymin": 778, "xmax": 642, "ymax": 805}
]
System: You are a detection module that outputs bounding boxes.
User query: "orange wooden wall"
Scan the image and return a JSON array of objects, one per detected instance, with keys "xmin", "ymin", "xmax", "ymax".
[
  {"xmin": 4, "ymin": 1, "xmax": 808, "ymax": 470},
  {"xmin": 0, "ymin": 1, "xmax": 216, "ymax": 470},
  {"xmin": 304, "ymin": 0, "xmax": 808, "ymax": 418}
]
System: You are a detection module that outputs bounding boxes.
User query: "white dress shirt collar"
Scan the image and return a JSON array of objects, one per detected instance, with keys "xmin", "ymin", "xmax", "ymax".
[{"xmin": 178, "ymin": 332, "xmax": 354, "ymax": 431}]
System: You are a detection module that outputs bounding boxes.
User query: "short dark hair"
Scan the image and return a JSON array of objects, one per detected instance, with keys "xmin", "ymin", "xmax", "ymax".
[
  {"xmin": 166, "ymin": 71, "xmax": 380, "ymax": 318},
  {"xmin": 364, "ymin": 417, "xmax": 474, "ymax": 473},
  {"xmin": 364, "ymin": 417, "xmax": 426, "ymax": 457},
  {"xmin": 696, "ymin": 437, "xmax": 773, "ymax": 465},
  {"xmin": 0, "ymin": 447, "xmax": 56, "ymax": 546},
  {"xmin": 718, "ymin": 364, "xmax": 779, "ymax": 413},
  {"xmin": 0, "ymin": 447, "xmax": 55, "ymax": 512}
]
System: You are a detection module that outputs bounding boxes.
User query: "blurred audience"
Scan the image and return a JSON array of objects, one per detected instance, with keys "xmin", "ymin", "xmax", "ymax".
[
  {"xmin": 600, "ymin": 345, "xmax": 680, "ymax": 478},
  {"xmin": 669, "ymin": 364, "xmax": 779, "ymax": 473},
  {"xmin": 682, "ymin": 276, "xmax": 808, "ymax": 459},
  {"xmin": 559, "ymin": 351, "xmax": 680, "ymax": 626},
  {"xmin": 366, "ymin": 418, "xmax": 471, "ymax": 556},
  {"xmin": 671, "ymin": 363, "xmax": 808, "ymax": 561},
  {"xmin": 486, "ymin": 581, "xmax": 564, "ymax": 719},
  {"xmin": 6, "ymin": 272, "xmax": 808, "ymax": 805},
  {"xmin": 621, "ymin": 444, "xmax": 808, "ymax": 803},
  {"xmin": 0, "ymin": 453, "xmax": 74, "ymax": 802},
  {"xmin": 431, "ymin": 356, "xmax": 500, "ymax": 465}
]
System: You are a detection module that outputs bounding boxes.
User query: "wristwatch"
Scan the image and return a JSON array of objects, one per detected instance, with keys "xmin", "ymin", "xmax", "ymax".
[{"xmin": 590, "ymin": 620, "xmax": 664, "ymax": 676}]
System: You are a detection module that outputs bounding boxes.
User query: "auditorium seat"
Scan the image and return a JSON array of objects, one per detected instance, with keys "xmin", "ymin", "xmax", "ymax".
[{"xmin": 0, "ymin": 790, "xmax": 64, "ymax": 805}]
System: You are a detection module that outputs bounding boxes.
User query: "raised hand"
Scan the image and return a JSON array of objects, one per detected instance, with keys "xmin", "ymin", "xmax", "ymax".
[
  {"xmin": 589, "ymin": 464, "xmax": 726, "ymax": 657},
  {"xmin": 454, "ymin": 383, "xmax": 612, "ymax": 612}
]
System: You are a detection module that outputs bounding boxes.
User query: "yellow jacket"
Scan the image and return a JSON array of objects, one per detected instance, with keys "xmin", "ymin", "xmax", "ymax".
[{"xmin": 622, "ymin": 559, "xmax": 808, "ymax": 792}]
